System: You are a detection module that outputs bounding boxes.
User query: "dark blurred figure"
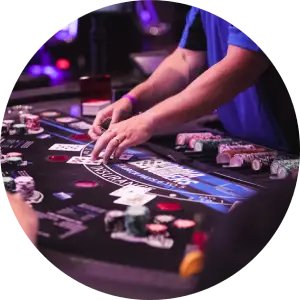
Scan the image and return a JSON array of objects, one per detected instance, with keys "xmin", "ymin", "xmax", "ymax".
[{"xmin": 196, "ymin": 177, "xmax": 297, "ymax": 291}]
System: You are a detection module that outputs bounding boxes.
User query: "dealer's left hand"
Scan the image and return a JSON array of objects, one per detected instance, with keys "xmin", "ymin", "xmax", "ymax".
[{"xmin": 92, "ymin": 114, "xmax": 155, "ymax": 163}]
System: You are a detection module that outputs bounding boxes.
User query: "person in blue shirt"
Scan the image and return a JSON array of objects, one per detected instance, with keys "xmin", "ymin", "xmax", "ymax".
[{"xmin": 89, "ymin": 7, "xmax": 299, "ymax": 163}]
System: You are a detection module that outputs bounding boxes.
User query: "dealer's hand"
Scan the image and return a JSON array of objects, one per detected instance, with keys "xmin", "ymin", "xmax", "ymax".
[
  {"xmin": 88, "ymin": 98, "xmax": 133, "ymax": 141},
  {"xmin": 92, "ymin": 114, "xmax": 154, "ymax": 163},
  {"xmin": 8, "ymin": 192, "xmax": 39, "ymax": 245}
]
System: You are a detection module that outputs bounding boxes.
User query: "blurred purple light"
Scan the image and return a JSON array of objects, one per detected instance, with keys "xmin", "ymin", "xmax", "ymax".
[
  {"xmin": 55, "ymin": 30, "xmax": 71, "ymax": 41},
  {"xmin": 28, "ymin": 65, "xmax": 43, "ymax": 76},
  {"xmin": 141, "ymin": 10, "xmax": 151, "ymax": 22},
  {"xmin": 43, "ymin": 66, "xmax": 61, "ymax": 79},
  {"xmin": 70, "ymin": 105, "xmax": 81, "ymax": 117}
]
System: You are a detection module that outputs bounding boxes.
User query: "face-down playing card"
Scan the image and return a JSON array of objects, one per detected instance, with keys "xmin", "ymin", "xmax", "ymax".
[
  {"xmin": 49, "ymin": 144, "xmax": 85, "ymax": 152},
  {"xmin": 67, "ymin": 156, "xmax": 103, "ymax": 165}
]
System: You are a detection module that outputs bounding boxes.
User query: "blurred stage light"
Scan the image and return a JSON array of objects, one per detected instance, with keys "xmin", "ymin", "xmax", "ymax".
[
  {"xmin": 56, "ymin": 59, "xmax": 70, "ymax": 70},
  {"xmin": 43, "ymin": 66, "xmax": 61, "ymax": 79},
  {"xmin": 28, "ymin": 65, "xmax": 43, "ymax": 76}
]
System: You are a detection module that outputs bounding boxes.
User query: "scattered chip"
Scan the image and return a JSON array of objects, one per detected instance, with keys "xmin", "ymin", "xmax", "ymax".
[
  {"xmin": 154, "ymin": 215, "xmax": 175, "ymax": 223},
  {"xmin": 71, "ymin": 134, "xmax": 91, "ymax": 141},
  {"xmin": 146, "ymin": 223, "xmax": 167, "ymax": 233},
  {"xmin": 157, "ymin": 202, "xmax": 182, "ymax": 211},
  {"xmin": 40, "ymin": 111, "xmax": 61, "ymax": 117},
  {"xmin": 173, "ymin": 219, "xmax": 196, "ymax": 229},
  {"xmin": 74, "ymin": 181, "xmax": 98, "ymax": 188},
  {"xmin": 47, "ymin": 155, "xmax": 69, "ymax": 162}
]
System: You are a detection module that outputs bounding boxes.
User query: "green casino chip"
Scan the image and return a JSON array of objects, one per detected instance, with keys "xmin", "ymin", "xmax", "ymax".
[
  {"xmin": 7, "ymin": 156, "xmax": 23, "ymax": 166},
  {"xmin": 3, "ymin": 176, "xmax": 16, "ymax": 192},
  {"xmin": 13, "ymin": 124, "xmax": 27, "ymax": 135},
  {"xmin": 194, "ymin": 138, "xmax": 232, "ymax": 152}
]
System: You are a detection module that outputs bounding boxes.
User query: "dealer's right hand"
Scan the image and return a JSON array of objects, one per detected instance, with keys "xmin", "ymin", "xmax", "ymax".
[{"xmin": 88, "ymin": 97, "xmax": 133, "ymax": 140}]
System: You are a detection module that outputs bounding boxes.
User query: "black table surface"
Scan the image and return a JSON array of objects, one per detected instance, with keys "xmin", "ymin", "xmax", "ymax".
[
  {"xmin": 3, "ymin": 98, "xmax": 222, "ymax": 299},
  {"xmin": 3, "ymin": 98, "xmax": 292, "ymax": 299}
]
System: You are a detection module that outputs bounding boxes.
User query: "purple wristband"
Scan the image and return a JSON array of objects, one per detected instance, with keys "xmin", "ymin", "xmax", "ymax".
[{"xmin": 122, "ymin": 94, "xmax": 137, "ymax": 113}]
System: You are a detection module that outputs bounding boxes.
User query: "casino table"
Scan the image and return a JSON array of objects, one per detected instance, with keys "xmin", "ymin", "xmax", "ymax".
[{"xmin": 1, "ymin": 98, "xmax": 297, "ymax": 299}]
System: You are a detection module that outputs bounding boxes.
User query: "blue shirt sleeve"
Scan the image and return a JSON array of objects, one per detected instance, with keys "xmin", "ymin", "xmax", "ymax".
[
  {"xmin": 227, "ymin": 25, "xmax": 261, "ymax": 52},
  {"xmin": 179, "ymin": 7, "xmax": 207, "ymax": 51}
]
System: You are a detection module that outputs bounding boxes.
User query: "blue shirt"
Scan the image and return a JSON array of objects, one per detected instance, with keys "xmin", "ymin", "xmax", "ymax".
[{"xmin": 179, "ymin": 8, "xmax": 298, "ymax": 153}]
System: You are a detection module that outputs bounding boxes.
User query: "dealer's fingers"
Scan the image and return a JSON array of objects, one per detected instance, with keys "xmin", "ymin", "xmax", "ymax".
[
  {"xmin": 93, "ymin": 111, "xmax": 107, "ymax": 136},
  {"xmin": 114, "ymin": 138, "xmax": 133, "ymax": 160},
  {"xmin": 88, "ymin": 127, "xmax": 99, "ymax": 141},
  {"xmin": 110, "ymin": 109, "xmax": 122, "ymax": 126},
  {"xmin": 92, "ymin": 130, "xmax": 117, "ymax": 160},
  {"xmin": 103, "ymin": 134, "xmax": 126, "ymax": 164}
]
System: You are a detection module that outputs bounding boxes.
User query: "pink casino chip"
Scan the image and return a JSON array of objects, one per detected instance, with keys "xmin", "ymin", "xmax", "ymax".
[
  {"xmin": 146, "ymin": 224, "xmax": 168, "ymax": 233},
  {"xmin": 173, "ymin": 219, "xmax": 196, "ymax": 229},
  {"xmin": 74, "ymin": 181, "xmax": 98, "ymax": 188},
  {"xmin": 6, "ymin": 152, "xmax": 22, "ymax": 157}
]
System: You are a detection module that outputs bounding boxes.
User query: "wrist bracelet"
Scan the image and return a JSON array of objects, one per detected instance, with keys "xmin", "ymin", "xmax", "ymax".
[{"xmin": 122, "ymin": 94, "xmax": 137, "ymax": 114}]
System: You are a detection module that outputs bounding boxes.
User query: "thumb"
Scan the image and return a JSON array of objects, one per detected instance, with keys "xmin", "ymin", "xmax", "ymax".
[{"xmin": 110, "ymin": 109, "xmax": 122, "ymax": 125}]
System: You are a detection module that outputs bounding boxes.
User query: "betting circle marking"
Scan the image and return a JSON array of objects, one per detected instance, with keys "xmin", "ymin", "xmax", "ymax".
[{"xmin": 79, "ymin": 143, "xmax": 235, "ymax": 206}]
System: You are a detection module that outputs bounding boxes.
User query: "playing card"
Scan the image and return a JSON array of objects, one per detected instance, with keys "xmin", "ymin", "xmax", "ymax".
[
  {"xmin": 69, "ymin": 121, "xmax": 92, "ymax": 130},
  {"xmin": 67, "ymin": 156, "xmax": 103, "ymax": 165},
  {"xmin": 49, "ymin": 144, "xmax": 85, "ymax": 151},
  {"xmin": 56, "ymin": 117, "xmax": 78, "ymax": 123},
  {"xmin": 99, "ymin": 151, "xmax": 133, "ymax": 161},
  {"xmin": 110, "ymin": 185, "xmax": 152, "ymax": 197},
  {"xmin": 119, "ymin": 153, "xmax": 134, "ymax": 161},
  {"xmin": 114, "ymin": 194, "xmax": 156, "ymax": 206}
]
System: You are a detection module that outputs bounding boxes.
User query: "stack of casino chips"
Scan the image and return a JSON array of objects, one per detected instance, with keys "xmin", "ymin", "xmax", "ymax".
[
  {"xmin": 104, "ymin": 210, "xmax": 125, "ymax": 232},
  {"xmin": 193, "ymin": 138, "xmax": 232, "ymax": 153},
  {"xmin": 15, "ymin": 176, "xmax": 35, "ymax": 199},
  {"xmin": 3, "ymin": 176, "xmax": 16, "ymax": 193},
  {"xmin": 13, "ymin": 124, "xmax": 27, "ymax": 135},
  {"xmin": 218, "ymin": 143, "xmax": 256, "ymax": 154},
  {"xmin": 270, "ymin": 159, "xmax": 300, "ymax": 175},
  {"xmin": 1, "ymin": 123, "xmax": 9, "ymax": 136},
  {"xmin": 216, "ymin": 147, "xmax": 266, "ymax": 164},
  {"xmin": 7, "ymin": 156, "xmax": 23, "ymax": 166},
  {"xmin": 176, "ymin": 132, "xmax": 215, "ymax": 147},
  {"xmin": 2, "ymin": 120, "xmax": 15, "ymax": 136},
  {"xmin": 188, "ymin": 134, "xmax": 222, "ymax": 149},
  {"xmin": 251, "ymin": 155, "xmax": 289, "ymax": 172},
  {"xmin": 25, "ymin": 114, "xmax": 40, "ymax": 131},
  {"xmin": 229, "ymin": 151, "xmax": 278, "ymax": 168},
  {"xmin": 125, "ymin": 206, "xmax": 150, "ymax": 237},
  {"xmin": 270, "ymin": 159, "xmax": 299, "ymax": 179}
]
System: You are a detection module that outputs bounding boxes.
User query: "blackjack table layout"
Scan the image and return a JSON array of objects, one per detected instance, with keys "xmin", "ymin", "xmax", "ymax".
[{"xmin": 1, "ymin": 101, "xmax": 298, "ymax": 298}]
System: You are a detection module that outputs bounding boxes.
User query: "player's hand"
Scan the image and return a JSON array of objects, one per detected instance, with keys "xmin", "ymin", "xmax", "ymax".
[
  {"xmin": 88, "ymin": 98, "xmax": 133, "ymax": 140},
  {"xmin": 92, "ymin": 114, "xmax": 154, "ymax": 163},
  {"xmin": 7, "ymin": 192, "xmax": 39, "ymax": 245}
]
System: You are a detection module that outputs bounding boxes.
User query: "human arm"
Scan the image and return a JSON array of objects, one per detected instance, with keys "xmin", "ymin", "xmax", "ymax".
[
  {"xmin": 144, "ymin": 45, "xmax": 270, "ymax": 132},
  {"xmin": 125, "ymin": 47, "xmax": 207, "ymax": 112},
  {"xmin": 89, "ymin": 7, "xmax": 207, "ymax": 140}
]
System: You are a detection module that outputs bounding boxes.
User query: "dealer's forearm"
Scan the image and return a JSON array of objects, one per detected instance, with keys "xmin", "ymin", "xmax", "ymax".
[
  {"xmin": 128, "ymin": 48, "xmax": 207, "ymax": 112},
  {"xmin": 145, "ymin": 46, "xmax": 270, "ymax": 132}
]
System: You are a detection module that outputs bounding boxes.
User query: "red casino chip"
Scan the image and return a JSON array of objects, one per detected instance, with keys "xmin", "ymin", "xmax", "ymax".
[
  {"xmin": 192, "ymin": 232, "xmax": 209, "ymax": 250},
  {"xmin": 157, "ymin": 202, "xmax": 182, "ymax": 211},
  {"xmin": 173, "ymin": 219, "xmax": 196, "ymax": 229},
  {"xmin": 146, "ymin": 223, "xmax": 168, "ymax": 233},
  {"xmin": 74, "ymin": 181, "xmax": 98, "ymax": 188},
  {"xmin": 6, "ymin": 152, "xmax": 22, "ymax": 157},
  {"xmin": 47, "ymin": 155, "xmax": 69, "ymax": 162},
  {"xmin": 71, "ymin": 134, "xmax": 91, "ymax": 141}
]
